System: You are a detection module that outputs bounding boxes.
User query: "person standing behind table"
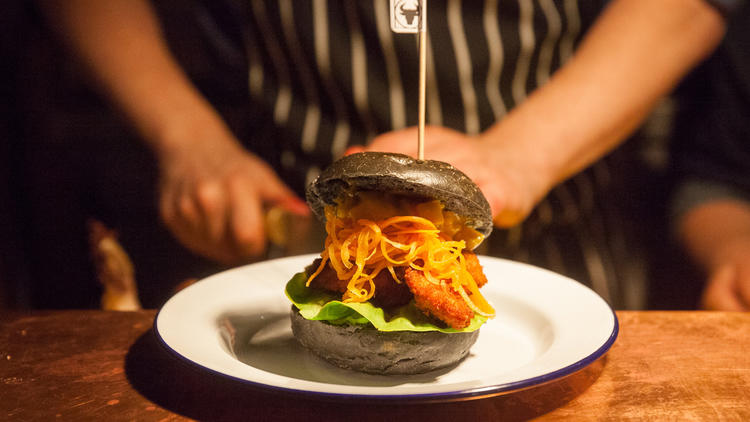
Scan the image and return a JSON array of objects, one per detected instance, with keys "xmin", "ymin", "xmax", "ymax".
[
  {"xmin": 38, "ymin": 0, "xmax": 727, "ymax": 309},
  {"xmin": 670, "ymin": 2, "xmax": 750, "ymax": 311}
]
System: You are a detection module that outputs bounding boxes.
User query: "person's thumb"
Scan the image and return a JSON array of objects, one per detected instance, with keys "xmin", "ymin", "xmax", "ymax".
[
  {"xmin": 482, "ymin": 184, "xmax": 526, "ymax": 228},
  {"xmin": 258, "ymin": 173, "xmax": 310, "ymax": 217},
  {"xmin": 345, "ymin": 145, "xmax": 366, "ymax": 156}
]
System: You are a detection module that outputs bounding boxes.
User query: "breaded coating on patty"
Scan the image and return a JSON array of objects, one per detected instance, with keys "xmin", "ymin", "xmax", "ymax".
[{"xmin": 404, "ymin": 268, "xmax": 474, "ymax": 329}]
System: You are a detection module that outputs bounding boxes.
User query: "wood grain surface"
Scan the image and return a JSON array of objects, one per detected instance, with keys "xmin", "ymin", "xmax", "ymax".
[{"xmin": 1, "ymin": 311, "xmax": 748, "ymax": 421}]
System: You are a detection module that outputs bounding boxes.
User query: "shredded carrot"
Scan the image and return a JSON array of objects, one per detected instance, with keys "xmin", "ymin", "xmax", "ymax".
[{"xmin": 306, "ymin": 197, "xmax": 495, "ymax": 317}]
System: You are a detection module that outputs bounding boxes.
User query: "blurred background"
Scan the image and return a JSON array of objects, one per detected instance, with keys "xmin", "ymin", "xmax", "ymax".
[{"xmin": 0, "ymin": 1, "xmax": 714, "ymax": 311}]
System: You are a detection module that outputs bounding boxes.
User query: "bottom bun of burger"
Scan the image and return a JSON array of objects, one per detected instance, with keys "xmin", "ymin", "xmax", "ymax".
[{"xmin": 290, "ymin": 306, "xmax": 479, "ymax": 375}]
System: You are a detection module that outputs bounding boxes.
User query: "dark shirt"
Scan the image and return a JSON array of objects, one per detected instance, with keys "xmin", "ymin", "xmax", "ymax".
[{"xmin": 671, "ymin": 2, "xmax": 750, "ymax": 218}]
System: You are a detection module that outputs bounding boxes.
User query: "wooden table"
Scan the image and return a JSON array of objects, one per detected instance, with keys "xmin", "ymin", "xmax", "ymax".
[{"xmin": 1, "ymin": 311, "xmax": 749, "ymax": 421}]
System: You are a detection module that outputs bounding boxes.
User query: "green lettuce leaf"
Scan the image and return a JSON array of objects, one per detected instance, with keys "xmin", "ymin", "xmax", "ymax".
[{"xmin": 285, "ymin": 272, "xmax": 487, "ymax": 333}]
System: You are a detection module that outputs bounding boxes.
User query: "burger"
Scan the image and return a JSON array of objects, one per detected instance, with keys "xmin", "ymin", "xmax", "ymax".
[{"xmin": 285, "ymin": 152, "xmax": 495, "ymax": 375}]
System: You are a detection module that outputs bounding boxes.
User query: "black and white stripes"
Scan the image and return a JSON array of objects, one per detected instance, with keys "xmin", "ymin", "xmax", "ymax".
[{"xmin": 240, "ymin": 0, "xmax": 591, "ymax": 171}]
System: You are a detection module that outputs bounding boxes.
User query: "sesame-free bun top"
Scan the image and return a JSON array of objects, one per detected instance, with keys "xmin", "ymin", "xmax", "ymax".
[{"xmin": 305, "ymin": 152, "xmax": 493, "ymax": 239}]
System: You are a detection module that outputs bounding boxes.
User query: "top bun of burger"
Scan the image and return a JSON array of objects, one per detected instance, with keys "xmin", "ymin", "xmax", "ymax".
[{"xmin": 306, "ymin": 152, "xmax": 493, "ymax": 240}]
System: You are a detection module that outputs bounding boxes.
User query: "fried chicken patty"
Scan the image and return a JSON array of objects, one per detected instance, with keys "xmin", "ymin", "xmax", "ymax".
[{"xmin": 306, "ymin": 251, "xmax": 488, "ymax": 329}]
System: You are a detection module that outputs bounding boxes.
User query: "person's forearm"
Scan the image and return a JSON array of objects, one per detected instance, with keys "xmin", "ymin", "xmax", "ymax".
[
  {"xmin": 39, "ymin": 0, "xmax": 231, "ymax": 156},
  {"xmin": 483, "ymin": 0, "xmax": 725, "ymax": 193}
]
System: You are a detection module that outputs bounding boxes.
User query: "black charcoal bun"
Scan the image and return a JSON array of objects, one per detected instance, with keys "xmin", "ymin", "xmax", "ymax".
[
  {"xmin": 306, "ymin": 152, "xmax": 493, "ymax": 239},
  {"xmin": 290, "ymin": 307, "xmax": 479, "ymax": 375}
]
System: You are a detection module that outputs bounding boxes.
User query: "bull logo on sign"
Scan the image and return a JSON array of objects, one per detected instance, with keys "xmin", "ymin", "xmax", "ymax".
[{"xmin": 400, "ymin": 2, "xmax": 420, "ymax": 25}]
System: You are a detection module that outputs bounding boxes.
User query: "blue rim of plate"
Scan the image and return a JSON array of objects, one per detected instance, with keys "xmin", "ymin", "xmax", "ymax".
[{"xmin": 153, "ymin": 304, "xmax": 618, "ymax": 403}]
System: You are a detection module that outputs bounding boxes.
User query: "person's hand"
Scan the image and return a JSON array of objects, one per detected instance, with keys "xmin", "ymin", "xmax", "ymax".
[
  {"xmin": 678, "ymin": 200, "xmax": 750, "ymax": 311},
  {"xmin": 156, "ymin": 125, "xmax": 309, "ymax": 264},
  {"xmin": 700, "ymin": 238, "xmax": 750, "ymax": 311},
  {"xmin": 348, "ymin": 125, "xmax": 552, "ymax": 227}
]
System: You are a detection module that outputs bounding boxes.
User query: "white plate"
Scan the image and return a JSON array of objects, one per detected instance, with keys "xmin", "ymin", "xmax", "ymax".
[{"xmin": 155, "ymin": 254, "xmax": 618, "ymax": 402}]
